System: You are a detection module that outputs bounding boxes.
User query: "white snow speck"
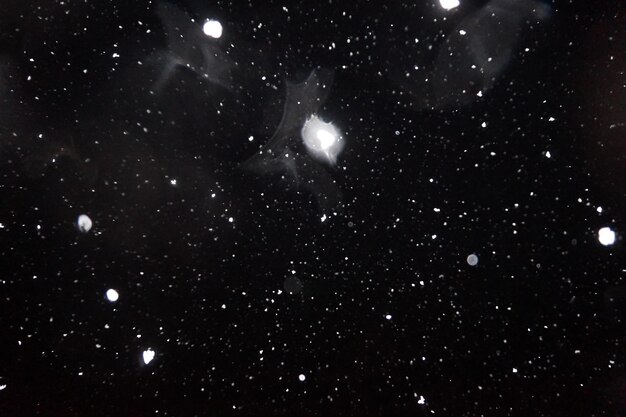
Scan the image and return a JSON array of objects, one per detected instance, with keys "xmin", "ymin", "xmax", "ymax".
[
  {"xmin": 203, "ymin": 19, "xmax": 223, "ymax": 38},
  {"xmin": 77, "ymin": 214, "xmax": 92, "ymax": 233},
  {"xmin": 459, "ymin": 29, "xmax": 467, "ymax": 35},
  {"xmin": 596, "ymin": 206, "xmax": 603, "ymax": 213},
  {"xmin": 598, "ymin": 227, "xmax": 616, "ymax": 246},
  {"xmin": 106, "ymin": 289, "xmax": 119, "ymax": 302},
  {"xmin": 512, "ymin": 367, "xmax": 518, "ymax": 373},
  {"xmin": 467, "ymin": 253, "xmax": 479, "ymax": 266},
  {"xmin": 298, "ymin": 374, "xmax": 306, "ymax": 382},
  {"xmin": 142, "ymin": 348, "xmax": 156, "ymax": 365},
  {"xmin": 545, "ymin": 151, "xmax": 552, "ymax": 158},
  {"xmin": 321, "ymin": 214, "xmax": 327, "ymax": 222},
  {"xmin": 417, "ymin": 395, "xmax": 426, "ymax": 404},
  {"xmin": 385, "ymin": 314, "xmax": 392, "ymax": 320}
]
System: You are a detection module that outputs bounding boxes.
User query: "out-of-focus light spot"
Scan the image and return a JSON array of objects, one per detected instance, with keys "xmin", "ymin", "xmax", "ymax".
[
  {"xmin": 459, "ymin": 29, "xmax": 467, "ymax": 35},
  {"xmin": 321, "ymin": 214, "xmax": 327, "ymax": 222},
  {"xmin": 228, "ymin": 217, "xmax": 234, "ymax": 223},
  {"xmin": 385, "ymin": 314, "xmax": 392, "ymax": 320},
  {"xmin": 143, "ymin": 348, "xmax": 156, "ymax": 365},
  {"xmin": 417, "ymin": 395, "xmax": 426, "ymax": 404},
  {"xmin": 439, "ymin": 0, "xmax": 460, "ymax": 10},
  {"xmin": 596, "ymin": 206, "xmax": 603, "ymax": 213},
  {"xmin": 467, "ymin": 253, "xmax": 479, "ymax": 266},
  {"xmin": 77, "ymin": 214, "xmax": 92, "ymax": 233},
  {"xmin": 512, "ymin": 367, "xmax": 518, "ymax": 373},
  {"xmin": 598, "ymin": 227, "xmax": 616, "ymax": 246},
  {"xmin": 301, "ymin": 115, "xmax": 344, "ymax": 165},
  {"xmin": 545, "ymin": 151, "xmax": 551, "ymax": 158},
  {"xmin": 203, "ymin": 19, "xmax": 223, "ymax": 38},
  {"xmin": 106, "ymin": 289, "xmax": 119, "ymax": 302},
  {"xmin": 548, "ymin": 116, "xmax": 555, "ymax": 122},
  {"xmin": 298, "ymin": 374, "xmax": 306, "ymax": 382},
  {"xmin": 170, "ymin": 179, "xmax": 177, "ymax": 186},
  {"xmin": 481, "ymin": 121, "xmax": 487, "ymax": 128},
  {"xmin": 0, "ymin": 384, "xmax": 6, "ymax": 391}
]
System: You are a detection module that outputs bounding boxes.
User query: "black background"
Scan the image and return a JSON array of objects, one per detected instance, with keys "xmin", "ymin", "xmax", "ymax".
[{"xmin": 0, "ymin": 0, "xmax": 624, "ymax": 416}]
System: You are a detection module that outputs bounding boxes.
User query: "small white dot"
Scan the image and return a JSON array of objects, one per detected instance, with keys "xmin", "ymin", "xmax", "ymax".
[
  {"xmin": 385, "ymin": 314, "xmax": 392, "ymax": 320},
  {"xmin": 298, "ymin": 374, "xmax": 306, "ymax": 382},
  {"xmin": 106, "ymin": 289, "xmax": 119, "ymax": 302}
]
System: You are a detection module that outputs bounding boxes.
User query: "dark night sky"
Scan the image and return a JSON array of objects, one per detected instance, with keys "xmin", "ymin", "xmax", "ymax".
[{"xmin": 0, "ymin": 0, "xmax": 624, "ymax": 416}]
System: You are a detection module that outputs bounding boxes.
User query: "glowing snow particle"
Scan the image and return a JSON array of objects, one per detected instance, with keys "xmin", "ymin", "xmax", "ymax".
[
  {"xmin": 301, "ymin": 115, "xmax": 344, "ymax": 165},
  {"xmin": 298, "ymin": 374, "xmax": 306, "ymax": 382},
  {"xmin": 417, "ymin": 395, "xmax": 426, "ymax": 405},
  {"xmin": 439, "ymin": 0, "xmax": 460, "ymax": 10},
  {"xmin": 203, "ymin": 19, "xmax": 223, "ymax": 38},
  {"xmin": 385, "ymin": 314, "xmax": 392, "ymax": 320},
  {"xmin": 77, "ymin": 214, "xmax": 92, "ymax": 233},
  {"xmin": 143, "ymin": 348, "xmax": 156, "ymax": 365},
  {"xmin": 598, "ymin": 227, "xmax": 616, "ymax": 246},
  {"xmin": 467, "ymin": 253, "xmax": 479, "ymax": 266},
  {"xmin": 106, "ymin": 289, "xmax": 119, "ymax": 302}
]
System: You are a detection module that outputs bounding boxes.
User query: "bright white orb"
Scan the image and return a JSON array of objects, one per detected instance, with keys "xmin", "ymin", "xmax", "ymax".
[
  {"xmin": 143, "ymin": 348, "xmax": 156, "ymax": 365},
  {"xmin": 203, "ymin": 19, "xmax": 223, "ymax": 39},
  {"xmin": 106, "ymin": 289, "xmax": 119, "ymax": 302},
  {"xmin": 598, "ymin": 227, "xmax": 616, "ymax": 246},
  {"xmin": 298, "ymin": 374, "xmax": 306, "ymax": 382},
  {"xmin": 439, "ymin": 0, "xmax": 460, "ymax": 10},
  {"xmin": 77, "ymin": 214, "xmax": 92, "ymax": 233},
  {"xmin": 467, "ymin": 253, "xmax": 478, "ymax": 266},
  {"xmin": 301, "ymin": 115, "xmax": 344, "ymax": 165}
]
